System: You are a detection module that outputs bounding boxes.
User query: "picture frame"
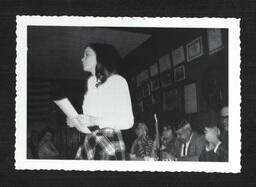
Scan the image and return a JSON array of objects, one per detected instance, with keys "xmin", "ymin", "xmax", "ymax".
[
  {"xmin": 207, "ymin": 29, "xmax": 224, "ymax": 55},
  {"xmin": 160, "ymin": 71, "xmax": 173, "ymax": 88},
  {"xmin": 184, "ymin": 82, "xmax": 198, "ymax": 114},
  {"xmin": 149, "ymin": 63, "xmax": 159, "ymax": 77},
  {"xmin": 159, "ymin": 53, "xmax": 172, "ymax": 73},
  {"xmin": 136, "ymin": 69, "xmax": 149, "ymax": 87},
  {"xmin": 172, "ymin": 45, "xmax": 186, "ymax": 66},
  {"xmin": 137, "ymin": 101, "xmax": 144, "ymax": 113},
  {"xmin": 136, "ymin": 87, "xmax": 144, "ymax": 100},
  {"xmin": 186, "ymin": 36, "xmax": 203, "ymax": 62},
  {"xmin": 151, "ymin": 92, "xmax": 162, "ymax": 105},
  {"xmin": 150, "ymin": 78, "xmax": 160, "ymax": 91},
  {"xmin": 143, "ymin": 96, "xmax": 152, "ymax": 111},
  {"xmin": 162, "ymin": 88, "xmax": 179, "ymax": 112},
  {"xmin": 174, "ymin": 65, "xmax": 185, "ymax": 82},
  {"xmin": 143, "ymin": 83, "xmax": 151, "ymax": 97}
]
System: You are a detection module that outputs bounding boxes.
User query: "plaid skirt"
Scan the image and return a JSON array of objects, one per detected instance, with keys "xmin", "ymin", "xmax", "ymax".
[{"xmin": 75, "ymin": 128, "xmax": 126, "ymax": 160}]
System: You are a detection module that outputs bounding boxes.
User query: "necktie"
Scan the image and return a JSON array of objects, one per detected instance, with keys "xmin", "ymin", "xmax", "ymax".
[{"xmin": 183, "ymin": 143, "xmax": 187, "ymax": 156}]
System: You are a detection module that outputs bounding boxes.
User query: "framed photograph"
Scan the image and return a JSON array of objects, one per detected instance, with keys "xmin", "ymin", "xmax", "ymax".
[
  {"xmin": 159, "ymin": 53, "xmax": 172, "ymax": 73},
  {"xmin": 160, "ymin": 71, "xmax": 173, "ymax": 88},
  {"xmin": 149, "ymin": 63, "xmax": 159, "ymax": 77},
  {"xmin": 162, "ymin": 89, "xmax": 179, "ymax": 111},
  {"xmin": 174, "ymin": 65, "xmax": 185, "ymax": 82},
  {"xmin": 143, "ymin": 96, "xmax": 152, "ymax": 111},
  {"xmin": 136, "ymin": 87, "xmax": 144, "ymax": 100},
  {"xmin": 143, "ymin": 83, "xmax": 151, "ymax": 97},
  {"xmin": 151, "ymin": 92, "xmax": 162, "ymax": 105},
  {"xmin": 186, "ymin": 36, "xmax": 203, "ymax": 62},
  {"xmin": 137, "ymin": 101, "xmax": 144, "ymax": 113},
  {"xmin": 207, "ymin": 29, "xmax": 224, "ymax": 55},
  {"xmin": 184, "ymin": 82, "xmax": 198, "ymax": 114},
  {"xmin": 15, "ymin": 16, "xmax": 240, "ymax": 173},
  {"xmin": 136, "ymin": 69, "xmax": 149, "ymax": 87},
  {"xmin": 172, "ymin": 45, "xmax": 186, "ymax": 66},
  {"xmin": 150, "ymin": 78, "xmax": 160, "ymax": 91}
]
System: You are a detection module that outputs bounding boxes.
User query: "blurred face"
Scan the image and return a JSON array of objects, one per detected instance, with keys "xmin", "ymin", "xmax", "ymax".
[
  {"xmin": 43, "ymin": 132, "xmax": 53, "ymax": 141},
  {"xmin": 162, "ymin": 128, "xmax": 174, "ymax": 141},
  {"xmin": 135, "ymin": 123, "xmax": 146, "ymax": 137},
  {"xmin": 220, "ymin": 107, "xmax": 228, "ymax": 131},
  {"xmin": 204, "ymin": 127, "xmax": 219, "ymax": 143},
  {"xmin": 176, "ymin": 124, "xmax": 192, "ymax": 143},
  {"xmin": 81, "ymin": 47, "xmax": 97, "ymax": 73}
]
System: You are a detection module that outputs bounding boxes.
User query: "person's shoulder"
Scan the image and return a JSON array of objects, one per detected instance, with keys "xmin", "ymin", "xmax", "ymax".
[
  {"xmin": 193, "ymin": 132, "xmax": 207, "ymax": 144},
  {"xmin": 217, "ymin": 142, "xmax": 228, "ymax": 153},
  {"xmin": 107, "ymin": 74, "xmax": 128, "ymax": 86},
  {"xmin": 109, "ymin": 74, "xmax": 126, "ymax": 82}
]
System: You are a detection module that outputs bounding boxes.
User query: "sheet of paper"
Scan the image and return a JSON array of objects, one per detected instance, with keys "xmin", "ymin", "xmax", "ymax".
[{"xmin": 53, "ymin": 98, "xmax": 91, "ymax": 133}]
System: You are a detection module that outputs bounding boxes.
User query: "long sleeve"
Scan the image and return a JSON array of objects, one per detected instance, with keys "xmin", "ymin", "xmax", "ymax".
[
  {"xmin": 82, "ymin": 75, "xmax": 134, "ymax": 130},
  {"xmin": 100, "ymin": 75, "xmax": 134, "ymax": 130}
]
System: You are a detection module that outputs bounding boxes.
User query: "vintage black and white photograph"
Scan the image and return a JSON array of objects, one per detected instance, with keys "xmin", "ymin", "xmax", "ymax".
[
  {"xmin": 149, "ymin": 63, "xmax": 159, "ymax": 77},
  {"xmin": 174, "ymin": 65, "xmax": 186, "ymax": 82},
  {"xmin": 172, "ymin": 45, "xmax": 186, "ymax": 67},
  {"xmin": 15, "ymin": 16, "xmax": 240, "ymax": 172},
  {"xmin": 159, "ymin": 53, "xmax": 172, "ymax": 73},
  {"xmin": 160, "ymin": 71, "xmax": 173, "ymax": 87},
  {"xmin": 162, "ymin": 89, "xmax": 180, "ymax": 112},
  {"xmin": 186, "ymin": 36, "xmax": 204, "ymax": 62},
  {"xmin": 150, "ymin": 77, "xmax": 160, "ymax": 91},
  {"xmin": 207, "ymin": 28, "xmax": 224, "ymax": 55}
]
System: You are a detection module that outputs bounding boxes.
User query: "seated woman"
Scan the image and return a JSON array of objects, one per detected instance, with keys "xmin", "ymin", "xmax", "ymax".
[
  {"xmin": 152, "ymin": 125, "xmax": 177, "ymax": 161},
  {"xmin": 199, "ymin": 121, "xmax": 228, "ymax": 162},
  {"xmin": 130, "ymin": 122, "xmax": 154, "ymax": 160},
  {"xmin": 38, "ymin": 128, "xmax": 60, "ymax": 159}
]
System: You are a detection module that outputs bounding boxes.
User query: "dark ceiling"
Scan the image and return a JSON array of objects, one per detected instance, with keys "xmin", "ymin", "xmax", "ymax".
[{"xmin": 27, "ymin": 26, "xmax": 208, "ymax": 79}]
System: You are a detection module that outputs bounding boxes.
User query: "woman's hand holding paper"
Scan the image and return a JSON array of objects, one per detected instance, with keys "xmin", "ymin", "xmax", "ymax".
[{"xmin": 66, "ymin": 115, "xmax": 91, "ymax": 134}]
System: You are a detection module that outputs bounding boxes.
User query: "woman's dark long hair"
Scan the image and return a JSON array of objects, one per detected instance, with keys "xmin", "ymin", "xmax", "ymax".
[{"xmin": 88, "ymin": 43, "xmax": 121, "ymax": 87}]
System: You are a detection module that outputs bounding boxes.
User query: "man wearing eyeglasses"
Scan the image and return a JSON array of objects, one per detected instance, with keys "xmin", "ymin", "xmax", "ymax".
[{"xmin": 219, "ymin": 106, "xmax": 228, "ymax": 151}]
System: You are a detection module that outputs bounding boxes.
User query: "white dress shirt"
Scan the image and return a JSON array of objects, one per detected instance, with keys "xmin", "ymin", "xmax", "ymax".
[{"xmin": 82, "ymin": 74, "xmax": 134, "ymax": 130}]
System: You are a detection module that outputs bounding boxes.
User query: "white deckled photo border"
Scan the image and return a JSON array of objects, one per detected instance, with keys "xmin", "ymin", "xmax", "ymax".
[{"xmin": 15, "ymin": 16, "xmax": 241, "ymax": 172}]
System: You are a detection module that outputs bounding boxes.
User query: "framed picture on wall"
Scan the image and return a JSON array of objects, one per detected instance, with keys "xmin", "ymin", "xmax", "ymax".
[
  {"xmin": 174, "ymin": 65, "xmax": 185, "ymax": 82},
  {"xmin": 136, "ymin": 87, "xmax": 144, "ymax": 100},
  {"xmin": 207, "ymin": 29, "xmax": 224, "ymax": 55},
  {"xmin": 186, "ymin": 36, "xmax": 203, "ymax": 62},
  {"xmin": 143, "ymin": 96, "xmax": 152, "ymax": 111},
  {"xmin": 137, "ymin": 101, "xmax": 144, "ymax": 113},
  {"xmin": 143, "ymin": 83, "xmax": 151, "ymax": 97},
  {"xmin": 149, "ymin": 63, "xmax": 159, "ymax": 77},
  {"xmin": 159, "ymin": 53, "xmax": 172, "ymax": 73},
  {"xmin": 160, "ymin": 71, "xmax": 173, "ymax": 88},
  {"xmin": 172, "ymin": 45, "xmax": 186, "ymax": 66},
  {"xmin": 136, "ymin": 69, "xmax": 149, "ymax": 87},
  {"xmin": 184, "ymin": 82, "xmax": 198, "ymax": 114},
  {"xmin": 152, "ymin": 92, "xmax": 162, "ymax": 105},
  {"xmin": 162, "ymin": 88, "xmax": 179, "ymax": 111},
  {"xmin": 150, "ymin": 78, "xmax": 160, "ymax": 91}
]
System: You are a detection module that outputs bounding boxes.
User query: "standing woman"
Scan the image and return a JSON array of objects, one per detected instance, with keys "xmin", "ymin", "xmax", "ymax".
[{"xmin": 68, "ymin": 43, "xmax": 134, "ymax": 160}]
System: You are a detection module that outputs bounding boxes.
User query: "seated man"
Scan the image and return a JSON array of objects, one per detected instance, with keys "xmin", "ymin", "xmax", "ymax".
[
  {"xmin": 174, "ymin": 119, "xmax": 207, "ymax": 161},
  {"xmin": 130, "ymin": 122, "xmax": 154, "ymax": 160},
  {"xmin": 38, "ymin": 128, "xmax": 60, "ymax": 159},
  {"xmin": 199, "ymin": 121, "xmax": 228, "ymax": 162},
  {"xmin": 219, "ymin": 106, "xmax": 228, "ymax": 149},
  {"xmin": 152, "ymin": 125, "xmax": 177, "ymax": 161}
]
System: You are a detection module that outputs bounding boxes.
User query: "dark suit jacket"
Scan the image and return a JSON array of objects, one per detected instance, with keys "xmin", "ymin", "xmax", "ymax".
[{"xmin": 176, "ymin": 132, "xmax": 207, "ymax": 161}]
